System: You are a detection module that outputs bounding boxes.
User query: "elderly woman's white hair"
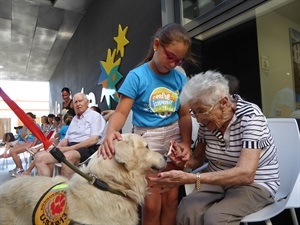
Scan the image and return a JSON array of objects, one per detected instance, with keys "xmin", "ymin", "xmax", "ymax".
[{"xmin": 180, "ymin": 70, "xmax": 231, "ymax": 106}]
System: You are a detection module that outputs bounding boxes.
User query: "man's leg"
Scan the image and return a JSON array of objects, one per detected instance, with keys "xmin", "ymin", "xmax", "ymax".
[
  {"xmin": 34, "ymin": 150, "xmax": 58, "ymax": 177},
  {"xmin": 61, "ymin": 150, "xmax": 81, "ymax": 179}
]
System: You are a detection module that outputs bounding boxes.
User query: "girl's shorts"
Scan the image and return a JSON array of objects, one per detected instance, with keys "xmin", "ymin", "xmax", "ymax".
[{"xmin": 133, "ymin": 121, "xmax": 182, "ymax": 156}]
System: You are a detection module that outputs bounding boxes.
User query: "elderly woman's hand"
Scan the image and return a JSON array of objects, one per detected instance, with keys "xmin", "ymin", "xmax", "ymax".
[{"xmin": 148, "ymin": 170, "xmax": 192, "ymax": 193}]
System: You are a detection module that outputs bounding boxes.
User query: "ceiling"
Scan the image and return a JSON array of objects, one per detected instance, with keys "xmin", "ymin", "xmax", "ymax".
[
  {"xmin": 0, "ymin": 0, "xmax": 93, "ymax": 81},
  {"xmin": 0, "ymin": 0, "xmax": 299, "ymax": 82}
]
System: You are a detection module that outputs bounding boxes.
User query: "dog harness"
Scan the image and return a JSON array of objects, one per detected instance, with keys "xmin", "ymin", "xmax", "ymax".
[{"xmin": 33, "ymin": 182, "xmax": 72, "ymax": 225}]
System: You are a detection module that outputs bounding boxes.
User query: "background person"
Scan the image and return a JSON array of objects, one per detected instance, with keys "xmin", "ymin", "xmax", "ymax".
[
  {"xmin": 224, "ymin": 74, "xmax": 240, "ymax": 95},
  {"xmin": 9, "ymin": 112, "xmax": 41, "ymax": 177},
  {"xmin": 61, "ymin": 87, "xmax": 76, "ymax": 116},
  {"xmin": 100, "ymin": 23, "xmax": 197, "ymax": 225},
  {"xmin": 40, "ymin": 115, "xmax": 50, "ymax": 135},
  {"xmin": 90, "ymin": 105, "xmax": 102, "ymax": 114},
  {"xmin": 0, "ymin": 132, "xmax": 15, "ymax": 157},
  {"xmin": 51, "ymin": 113, "xmax": 73, "ymax": 145},
  {"xmin": 1, "ymin": 126, "xmax": 25, "ymax": 158},
  {"xmin": 149, "ymin": 71, "xmax": 279, "ymax": 225}
]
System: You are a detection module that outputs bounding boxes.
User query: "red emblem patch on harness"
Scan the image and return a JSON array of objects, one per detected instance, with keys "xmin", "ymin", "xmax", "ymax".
[{"xmin": 33, "ymin": 182, "xmax": 71, "ymax": 225}]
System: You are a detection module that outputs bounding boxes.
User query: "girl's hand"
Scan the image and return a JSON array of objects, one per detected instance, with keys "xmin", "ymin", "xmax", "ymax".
[
  {"xmin": 168, "ymin": 141, "xmax": 191, "ymax": 167},
  {"xmin": 98, "ymin": 131, "xmax": 123, "ymax": 159},
  {"xmin": 184, "ymin": 154, "xmax": 203, "ymax": 171}
]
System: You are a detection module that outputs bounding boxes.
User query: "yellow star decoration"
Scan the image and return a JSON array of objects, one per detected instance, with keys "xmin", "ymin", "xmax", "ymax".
[
  {"xmin": 113, "ymin": 24, "xmax": 129, "ymax": 57},
  {"xmin": 100, "ymin": 48, "xmax": 121, "ymax": 80},
  {"xmin": 98, "ymin": 24, "xmax": 129, "ymax": 108}
]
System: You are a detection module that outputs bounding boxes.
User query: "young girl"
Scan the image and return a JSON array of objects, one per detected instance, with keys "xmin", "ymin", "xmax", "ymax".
[
  {"xmin": 100, "ymin": 23, "xmax": 196, "ymax": 225},
  {"xmin": 9, "ymin": 112, "xmax": 40, "ymax": 176},
  {"xmin": 52, "ymin": 113, "xmax": 73, "ymax": 145}
]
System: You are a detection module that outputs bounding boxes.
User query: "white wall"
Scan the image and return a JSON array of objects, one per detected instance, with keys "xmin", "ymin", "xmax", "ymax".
[{"xmin": 0, "ymin": 81, "xmax": 50, "ymax": 136}]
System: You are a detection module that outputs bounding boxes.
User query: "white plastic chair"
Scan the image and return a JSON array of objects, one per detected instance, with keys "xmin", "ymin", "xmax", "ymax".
[
  {"xmin": 185, "ymin": 118, "xmax": 300, "ymax": 225},
  {"xmin": 241, "ymin": 118, "xmax": 300, "ymax": 225},
  {"xmin": 286, "ymin": 173, "xmax": 300, "ymax": 225}
]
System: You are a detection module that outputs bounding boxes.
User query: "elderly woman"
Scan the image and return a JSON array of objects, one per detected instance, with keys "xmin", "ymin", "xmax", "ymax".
[{"xmin": 149, "ymin": 70, "xmax": 279, "ymax": 225}]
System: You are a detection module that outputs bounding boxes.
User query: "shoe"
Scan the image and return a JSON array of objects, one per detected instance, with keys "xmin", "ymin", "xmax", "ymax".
[
  {"xmin": 8, "ymin": 167, "xmax": 17, "ymax": 174},
  {"xmin": 10, "ymin": 168, "xmax": 24, "ymax": 177},
  {"xmin": 1, "ymin": 153, "xmax": 10, "ymax": 159}
]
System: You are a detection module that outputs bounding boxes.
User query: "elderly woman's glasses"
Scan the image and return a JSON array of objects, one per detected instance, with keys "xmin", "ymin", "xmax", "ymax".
[
  {"xmin": 160, "ymin": 44, "xmax": 184, "ymax": 66},
  {"xmin": 190, "ymin": 100, "xmax": 221, "ymax": 119}
]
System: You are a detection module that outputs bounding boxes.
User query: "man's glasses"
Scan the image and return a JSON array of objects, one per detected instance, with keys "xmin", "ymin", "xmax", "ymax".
[
  {"xmin": 160, "ymin": 44, "xmax": 184, "ymax": 66},
  {"xmin": 190, "ymin": 100, "xmax": 221, "ymax": 119}
]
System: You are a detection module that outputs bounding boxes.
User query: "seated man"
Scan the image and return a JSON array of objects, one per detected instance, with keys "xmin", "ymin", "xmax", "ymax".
[{"xmin": 34, "ymin": 93, "xmax": 106, "ymax": 179}]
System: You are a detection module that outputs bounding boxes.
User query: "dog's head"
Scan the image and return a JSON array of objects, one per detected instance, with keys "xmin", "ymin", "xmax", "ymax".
[
  {"xmin": 83, "ymin": 134, "xmax": 166, "ymax": 204},
  {"xmin": 113, "ymin": 133, "xmax": 167, "ymax": 173}
]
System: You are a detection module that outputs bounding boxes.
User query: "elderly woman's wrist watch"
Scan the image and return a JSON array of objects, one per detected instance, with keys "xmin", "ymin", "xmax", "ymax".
[{"xmin": 195, "ymin": 173, "xmax": 201, "ymax": 190}]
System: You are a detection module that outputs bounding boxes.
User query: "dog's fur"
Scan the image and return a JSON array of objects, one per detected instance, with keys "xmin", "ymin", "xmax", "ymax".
[{"xmin": 0, "ymin": 134, "xmax": 167, "ymax": 225}]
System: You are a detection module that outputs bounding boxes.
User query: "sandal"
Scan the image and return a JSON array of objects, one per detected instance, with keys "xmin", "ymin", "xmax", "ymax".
[{"xmin": 0, "ymin": 153, "xmax": 10, "ymax": 158}]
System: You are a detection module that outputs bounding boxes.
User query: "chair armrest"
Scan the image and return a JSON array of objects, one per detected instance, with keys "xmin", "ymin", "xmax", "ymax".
[{"xmin": 191, "ymin": 162, "xmax": 208, "ymax": 174}]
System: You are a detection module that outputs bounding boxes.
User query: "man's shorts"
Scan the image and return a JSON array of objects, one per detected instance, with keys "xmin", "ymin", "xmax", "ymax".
[{"xmin": 68, "ymin": 142, "xmax": 100, "ymax": 162}]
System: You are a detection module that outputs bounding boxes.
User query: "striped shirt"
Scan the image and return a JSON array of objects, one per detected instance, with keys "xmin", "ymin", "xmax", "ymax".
[{"xmin": 198, "ymin": 95, "xmax": 279, "ymax": 195}]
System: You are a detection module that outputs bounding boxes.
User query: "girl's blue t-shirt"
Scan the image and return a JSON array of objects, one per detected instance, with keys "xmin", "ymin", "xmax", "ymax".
[{"xmin": 118, "ymin": 63, "xmax": 187, "ymax": 127}]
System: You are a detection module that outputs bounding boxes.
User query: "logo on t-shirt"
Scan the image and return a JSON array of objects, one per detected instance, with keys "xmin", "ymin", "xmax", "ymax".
[{"xmin": 149, "ymin": 87, "xmax": 179, "ymax": 118}]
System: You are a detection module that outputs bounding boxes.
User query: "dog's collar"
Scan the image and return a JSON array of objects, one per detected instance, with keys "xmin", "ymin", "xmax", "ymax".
[
  {"xmin": 87, "ymin": 173, "xmax": 127, "ymax": 198},
  {"xmin": 49, "ymin": 147, "xmax": 128, "ymax": 199}
]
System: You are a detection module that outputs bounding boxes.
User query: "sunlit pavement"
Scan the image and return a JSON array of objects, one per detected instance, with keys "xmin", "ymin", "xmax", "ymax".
[{"xmin": 0, "ymin": 146, "xmax": 33, "ymax": 184}]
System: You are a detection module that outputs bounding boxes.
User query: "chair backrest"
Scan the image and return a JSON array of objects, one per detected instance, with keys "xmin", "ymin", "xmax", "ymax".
[{"xmin": 266, "ymin": 118, "xmax": 300, "ymax": 200}]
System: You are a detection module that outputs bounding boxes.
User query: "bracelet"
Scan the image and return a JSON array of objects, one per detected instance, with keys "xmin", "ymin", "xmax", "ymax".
[{"xmin": 195, "ymin": 173, "xmax": 201, "ymax": 190}]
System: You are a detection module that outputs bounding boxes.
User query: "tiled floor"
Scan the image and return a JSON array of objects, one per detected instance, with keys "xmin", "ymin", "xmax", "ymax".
[{"xmin": 0, "ymin": 147, "xmax": 299, "ymax": 225}]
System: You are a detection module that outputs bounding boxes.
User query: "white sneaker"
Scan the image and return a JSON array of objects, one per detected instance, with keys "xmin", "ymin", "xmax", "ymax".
[
  {"xmin": 8, "ymin": 167, "xmax": 17, "ymax": 174},
  {"xmin": 10, "ymin": 168, "xmax": 24, "ymax": 177}
]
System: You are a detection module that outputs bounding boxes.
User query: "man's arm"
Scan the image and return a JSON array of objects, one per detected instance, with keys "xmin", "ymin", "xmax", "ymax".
[{"xmin": 58, "ymin": 135, "xmax": 99, "ymax": 152}]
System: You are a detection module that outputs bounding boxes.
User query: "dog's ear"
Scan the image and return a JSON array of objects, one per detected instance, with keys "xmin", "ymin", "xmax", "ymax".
[{"xmin": 114, "ymin": 136, "xmax": 137, "ymax": 170}]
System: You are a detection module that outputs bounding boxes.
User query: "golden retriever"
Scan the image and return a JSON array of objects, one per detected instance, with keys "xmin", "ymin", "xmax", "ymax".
[{"xmin": 0, "ymin": 134, "xmax": 167, "ymax": 225}]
